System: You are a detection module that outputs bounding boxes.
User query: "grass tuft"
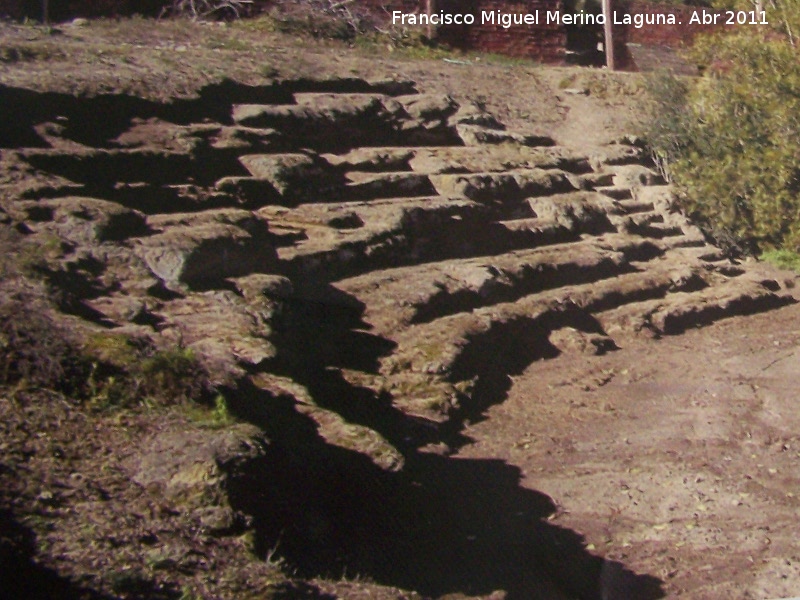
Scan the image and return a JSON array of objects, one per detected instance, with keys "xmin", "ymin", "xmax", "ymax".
[{"xmin": 761, "ymin": 249, "xmax": 800, "ymax": 272}]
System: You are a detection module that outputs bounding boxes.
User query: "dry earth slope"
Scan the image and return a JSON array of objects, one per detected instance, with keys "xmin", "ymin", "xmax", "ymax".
[{"xmin": 0, "ymin": 29, "xmax": 798, "ymax": 599}]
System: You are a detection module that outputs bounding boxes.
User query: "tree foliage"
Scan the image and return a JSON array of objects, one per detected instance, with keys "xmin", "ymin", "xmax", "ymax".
[
  {"xmin": 711, "ymin": 0, "xmax": 800, "ymax": 45},
  {"xmin": 646, "ymin": 32, "xmax": 800, "ymax": 251}
]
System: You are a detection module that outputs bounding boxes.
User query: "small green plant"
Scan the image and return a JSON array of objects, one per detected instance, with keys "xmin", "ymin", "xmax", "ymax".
[
  {"xmin": 210, "ymin": 393, "xmax": 233, "ymax": 423},
  {"xmin": 84, "ymin": 333, "xmax": 140, "ymax": 366},
  {"xmin": 139, "ymin": 347, "xmax": 211, "ymax": 405},
  {"xmin": 212, "ymin": 37, "xmax": 254, "ymax": 52},
  {"xmin": 228, "ymin": 13, "xmax": 279, "ymax": 33},
  {"xmin": 81, "ymin": 334, "xmax": 214, "ymax": 410},
  {"xmin": 83, "ymin": 333, "xmax": 145, "ymax": 409},
  {"xmin": 558, "ymin": 74, "xmax": 577, "ymax": 89},
  {"xmin": 761, "ymin": 249, "xmax": 800, "ymax": 271},
  {"xmin": 260, "ymin": 64, "xmax": 280, "ymax": 78},
  {"xmin": 185, "ymin": 393, "xmax": 236, "ymax": 428},
  {"xmin": 178, "ymin": 586, "xmax": 203, "ymax": 600},
  {"xmin": 17, "ymin": 234, "xmax": 66, "ymax": 273}
]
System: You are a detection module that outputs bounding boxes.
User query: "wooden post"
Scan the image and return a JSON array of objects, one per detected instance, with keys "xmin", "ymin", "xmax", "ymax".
[
  {"xmin": 427, "ymin": 0, "xmax": 434, "ymax": 40},
  {"xmin": 602, "ymin": 0, "xmax": 615, "ymax": 70},
  {"xmin": 42, "ymin": 0, "xmax": 49, "ymax": 25}
]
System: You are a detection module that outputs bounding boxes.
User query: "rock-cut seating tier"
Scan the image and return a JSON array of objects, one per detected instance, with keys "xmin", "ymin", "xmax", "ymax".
[{"xmin": 0, "ymin": 77, "xmax": 792, "ymax": 465}]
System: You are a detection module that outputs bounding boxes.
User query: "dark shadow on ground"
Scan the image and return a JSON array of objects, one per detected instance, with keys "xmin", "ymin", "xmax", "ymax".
[
  {"xmin": 0, "ymin": 80, "xmax": 417, "ymax": 152},
  {"xmin": 262, "ymin": 286, "xmax": 473, "ymax": 451},
  {"xmin": 442, "ymin": 306, "xmax": 615, "ymax": 445},
  {"xmin": 226, "ymin": 285, "xmax": 662, "ymax": 599},
  {"xmin": 225, "ymin": 387, "xmax": 663, "ymax": 599},
  {"xmin": 0, "ymin": 508, "xmax": 178, "ymax": 600}
]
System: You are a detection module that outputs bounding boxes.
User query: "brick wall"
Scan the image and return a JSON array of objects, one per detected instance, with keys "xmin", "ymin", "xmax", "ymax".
[{"xmin": 435, "ymin": 0, "xmax": 565, "ymax": 63}]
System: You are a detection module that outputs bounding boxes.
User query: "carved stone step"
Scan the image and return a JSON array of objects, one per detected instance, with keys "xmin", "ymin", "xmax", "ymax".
[
  {"xmin": 345, "ymin": 172, "xmax": 437, "ymax": 201},
  {"xmin": 336, "ymin": 235, "xmax": 663, "ymax": 331},
  {"xmin": 431, "ymin": 169, "xmax": 577, "ymax": 205},
  {"xmin": 599, "ymin": 275, "xmax": 791, "ymax": 336},
  {"xmin": 595, "ymin": 186, "xmax": 633, "ymax": 200}
]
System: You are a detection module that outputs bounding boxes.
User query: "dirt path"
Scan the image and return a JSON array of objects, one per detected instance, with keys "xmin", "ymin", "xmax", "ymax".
[{"xmin": 457, "ymin": 280, "xmax": 800, "ymax": 598}]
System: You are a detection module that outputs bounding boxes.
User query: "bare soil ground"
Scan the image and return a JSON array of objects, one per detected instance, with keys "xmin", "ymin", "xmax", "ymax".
[
  {"xmin": 1, "ymin": 16, "xmax": 799, "ymax": 600},
  {"xmin": 458, "ymin": 285, "xmax": 800, "ymax": 599}
]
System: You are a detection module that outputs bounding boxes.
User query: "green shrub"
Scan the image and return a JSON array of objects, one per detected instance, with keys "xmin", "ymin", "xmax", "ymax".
[
  {"xmin": 645, "ymin": 32, "xmax": 800, "ymax": 252},
  {"xmin": 642, "ymin": 72, "xmax": 692, "ymax": 183},
  {"xmin": 0, "ymin": 290, "xmax": 217, "ymax": 411},
  {"xmin": 83, "ymin": 335, "xmax": 214, "ymax": 410},
  {"xmin": 761, "ymin": 249, "xmax": 800, "ymax": 271},
  {"xmin": 139, "ymin": 347, "xmax": 210, "ymax": 405},
  {"xmin": 711, "ymin": 0, "xmax": 800, "ymax": 43}
]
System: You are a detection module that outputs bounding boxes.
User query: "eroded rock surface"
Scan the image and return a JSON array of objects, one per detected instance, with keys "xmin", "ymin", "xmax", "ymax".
[
  {"xmin": 2, "ymin": 74, "xmax": 793, "ymax": 460},
  {"xmin": 1, "ymin": 75, "xmax": 793, "ymax": 599}
]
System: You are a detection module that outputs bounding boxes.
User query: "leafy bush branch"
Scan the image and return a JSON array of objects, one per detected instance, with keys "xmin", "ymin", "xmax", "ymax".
[
  {"xmin": 645, "ymin": 32, "xmax": 800, "ymax": 252},
  {"xmin": 712, "ymin": 0, "xmax": 800, "ymax": 45}
]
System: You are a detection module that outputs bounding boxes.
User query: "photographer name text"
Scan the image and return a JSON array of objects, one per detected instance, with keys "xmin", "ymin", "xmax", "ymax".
[{"xmin": 392, "ymin": 9, "xmax": 769, "ymax": 28}]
